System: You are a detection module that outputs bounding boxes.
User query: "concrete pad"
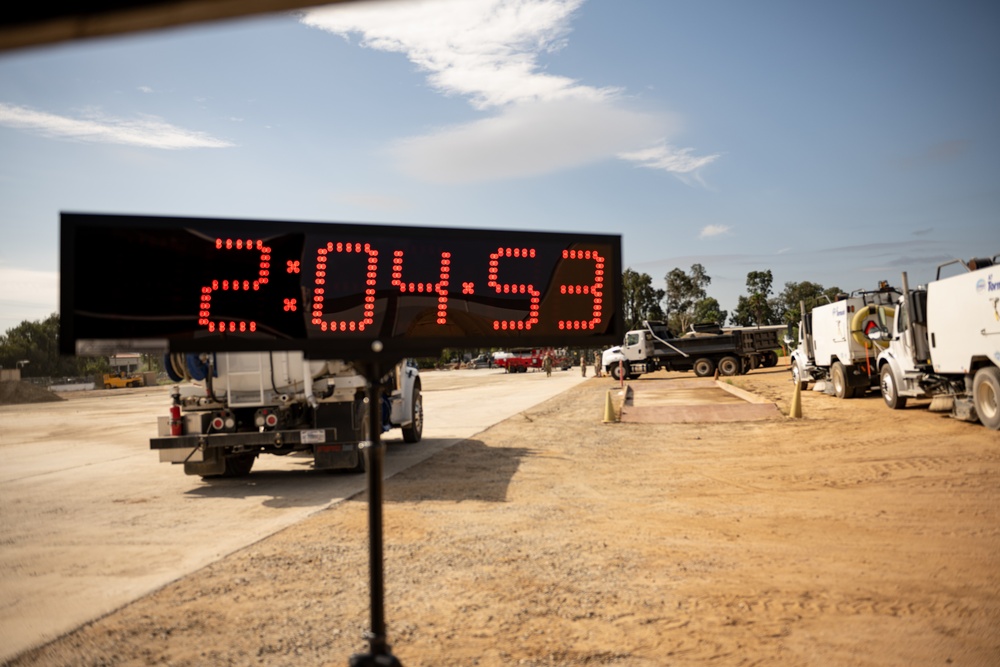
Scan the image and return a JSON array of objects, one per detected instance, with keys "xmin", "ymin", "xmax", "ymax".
[{"xmin": 619, "ymin": 376, "xmax": 782, "ymax": 423}]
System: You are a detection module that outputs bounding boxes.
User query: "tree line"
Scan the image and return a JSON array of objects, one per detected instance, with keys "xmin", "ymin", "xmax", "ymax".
[
  {"xmin": 0, "ymin": 313, "xmax": 157, "ymax": 379},
  {"xmin": 623, "ymin": 265, "xmax": 843, "ymax": 333}
]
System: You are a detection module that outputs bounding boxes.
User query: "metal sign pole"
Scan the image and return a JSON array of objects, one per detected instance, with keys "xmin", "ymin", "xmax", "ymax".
[{"xmin": 350, "ymin": 360, "xmax": 402, "ymax": 667}]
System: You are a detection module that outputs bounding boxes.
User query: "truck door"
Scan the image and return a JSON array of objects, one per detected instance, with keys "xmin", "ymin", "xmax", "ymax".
[{"xmin": 623, "ymin": 332, "xmax": 641, "ymax": 359}]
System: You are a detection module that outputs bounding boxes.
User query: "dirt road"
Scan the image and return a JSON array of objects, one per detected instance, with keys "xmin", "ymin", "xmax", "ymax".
[
  {"xmin": 0, "ymin": 368, "xmax": 587, "ymax": 662},
  {"xmin": 5, "ymin": 361, "xmax": 1000, "ymax": 666}
]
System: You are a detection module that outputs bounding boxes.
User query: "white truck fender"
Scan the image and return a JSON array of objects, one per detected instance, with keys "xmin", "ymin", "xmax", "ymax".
[{"xmin": 601, "ymin": 346, "xmax": 624, "ymax": 371}]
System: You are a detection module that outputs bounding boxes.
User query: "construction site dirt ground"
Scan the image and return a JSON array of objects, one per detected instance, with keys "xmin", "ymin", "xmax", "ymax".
[{"xmin": 8, "ymin": 360, "xmax": 1000, "ymax": 667}]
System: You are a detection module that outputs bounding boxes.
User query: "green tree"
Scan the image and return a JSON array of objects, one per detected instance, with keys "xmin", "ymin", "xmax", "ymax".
[
  {"xmin": 664, "ymin": 264, "xmax": 711, "ymax": 333},
  {"xmin": 1, "ymin": 313, "xmax": 74, "ymax": 377},
  {"xmin": 777, "ymin": 280, "xmax": 844, "ymax": 325},
  {"xmin": 0, "ymin": 313, "xmax": 106, "ymax": 378},
  {"xmin": 621, "ymin": 269, "xmax": 664, "ymax": 330},
  {"xmin": 692, "ymin": 297, "xmax": 728, "ymax": 327},
  {"xmin": 730, "ymin": 270, "xmax": 780, "ymax": 326}
]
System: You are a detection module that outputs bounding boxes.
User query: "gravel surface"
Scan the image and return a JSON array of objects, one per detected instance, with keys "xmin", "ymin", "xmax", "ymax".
[{"xmin": 6, "ymin": 363, "xmax": 1000, "ymax": 667}]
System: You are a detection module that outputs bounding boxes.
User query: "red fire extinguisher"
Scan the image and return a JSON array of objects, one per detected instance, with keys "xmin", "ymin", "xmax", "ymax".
[{"xmin": 169, "ymin": 386, "xmax": 183, "ymax": 436}]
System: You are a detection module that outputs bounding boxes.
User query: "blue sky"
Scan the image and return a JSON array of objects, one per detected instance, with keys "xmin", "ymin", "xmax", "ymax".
[{"xmin": 1, "ymin": 0, "xmax": 998, "ymax": 336}]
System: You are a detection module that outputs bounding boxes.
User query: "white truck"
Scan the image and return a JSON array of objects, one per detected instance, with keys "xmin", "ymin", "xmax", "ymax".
[
  {"xmin": 602, "ymin": 321, "xmax": 783, "ymax": 381},
  {"xmin": 874, "ymin": 256, "xmax": 1000, "ymax": 430},
  {"xmin": 789, "ymin": 282, "xmax": 901, "ymax": 398},
  {"xmin": 150, "ymin": 352, "xmax": 423, "ymax": 476}
]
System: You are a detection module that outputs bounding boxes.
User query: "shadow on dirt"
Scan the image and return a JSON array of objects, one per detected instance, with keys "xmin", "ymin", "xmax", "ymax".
[
  {"xmin": 380, "ymin": 438, "xmax": 531, "ymax": 504},
  {"xmin": 180, "ymin": 438, "xmax": 528, "ymax": 507}
]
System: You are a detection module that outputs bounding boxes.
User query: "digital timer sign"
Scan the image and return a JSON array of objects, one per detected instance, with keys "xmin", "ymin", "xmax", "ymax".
[{"xmin": 60, "ymin": 213, "xmax": 623, "ymax": 359}]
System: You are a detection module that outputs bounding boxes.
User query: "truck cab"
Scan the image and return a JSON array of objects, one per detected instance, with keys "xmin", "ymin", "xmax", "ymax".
[{"xmin": 875, "ymin": 257, "xmax": 1000, "ymax": 429}]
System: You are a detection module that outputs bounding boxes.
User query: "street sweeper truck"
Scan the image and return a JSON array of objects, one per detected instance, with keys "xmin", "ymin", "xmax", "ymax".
[{"xmin": 873, "ymin": 256, "xmax": 1000, "ymax": 430}]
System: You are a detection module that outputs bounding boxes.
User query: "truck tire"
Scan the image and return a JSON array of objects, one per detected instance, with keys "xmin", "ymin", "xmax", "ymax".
[
  {"xmin": 763, "ymin": 351, "xmax": 779, "ymax": 368},
  {"xmin": 831, "ymin": 362, "xmax": 852, "ymax": 399},
  {"xmin": 693, "ymin": 358, "xmax": 715, "ymax": 377},
  {"xmin": 972, "ymin": 366, "xmax": 1000, "ymax": 430},
  {"xmin": 347, "ymin": 399, "xmax": 369, "ymax": 473},
  {"xmin": 718, "ymin": 356, "xmax": 740, "ymax": 376},
  {"xmin": 879, "ymin": 364, "xmax": 907, "ymax": 410},
  {"xmin": 402, "ymin": 384, "xmax": 423, "ymax": 443},
  {"xmin": 791, "ymin": 363, "xmax": 808, "ymax": 391},
  {"xmin": 610, "ymin": 362, "xmax": 629, "ymax": 382}
]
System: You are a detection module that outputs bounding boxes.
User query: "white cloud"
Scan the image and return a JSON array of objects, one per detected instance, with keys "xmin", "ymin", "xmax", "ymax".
[
  {"xmin": 391, "ymin": 98, "xmax": 666, "ymax": 183},
  {"xmin": 138, "ymin": 86, "xmax": 153, "ymax": 94},
  {"xmin": 699, "ymin": 224, "xmax": 731, "ymax": 238},
  {"xmin": 0, "ymin": 266, "xmax": 58, "ymax": 334},
  {"xmin": 0, "ymin": 103, "xmax": 234, "ymax": 149},
  {"xmin": 301, "ymin": 0, "xmax": 716, "ymax": 184}
]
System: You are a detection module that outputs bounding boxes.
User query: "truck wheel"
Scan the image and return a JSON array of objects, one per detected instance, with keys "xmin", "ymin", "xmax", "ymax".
[
  {"xmin": 791, "ymin": 364, "xmax": 808, "ymax": 391},
  {"xmin": 223, "ymin": 453, "xmax": 256, "ymax": 477},
  {"xmin": 831, "ymin": 362, "xmax": 851, "ymax": 399},
  {"xmin": 693, "ymin": 358, "xmax": 715, "ymax": 377},
  {"xmin": 879, "ymin": 364, "xmax": 907, "ymax": 410},
  {"xmin": 763, "ymin": 351, "xmax": 779, "ymax": 368},
  {"xmin": 402, "ymin": 385, "xmax": 423, "ymax": 443},
  {"xmin": 610, "ymin": 362, "xmax": 629, "ymax": 382},
  {"xmin": 972, "ymin": 367, "xmax": 1000, "ymax": 430},
  {"xmin": 718, "ymin": 356, "xmax": 740, "ymax": 376},
  {"xmin": 348, "ymin": 399, "xmax": 369, "ymax": 473}
]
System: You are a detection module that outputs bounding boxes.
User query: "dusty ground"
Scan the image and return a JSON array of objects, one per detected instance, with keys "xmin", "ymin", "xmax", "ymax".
[{"xmin": 7, "ymin": 361, "xmax": 1000, "ymax": 667}]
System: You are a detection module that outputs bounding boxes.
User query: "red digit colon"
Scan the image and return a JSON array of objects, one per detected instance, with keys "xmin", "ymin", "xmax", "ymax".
[
  {"xmin": 391, "ymin": 250, "xmax": 451, "ymax": 324},
  {"xmin": 311, "ymin": 242, "xmax": 378, "ymax": 332},
  {"xmin": 198, "ymin": 238, "xmax": 270, "ymax": 333},
  {"xmin": 488, "ymin": 247, "xmax": 539, "ymax": 331},
  {"xmin": 557, "ymin": 249, "xmax": 605, "ymax": 331}
]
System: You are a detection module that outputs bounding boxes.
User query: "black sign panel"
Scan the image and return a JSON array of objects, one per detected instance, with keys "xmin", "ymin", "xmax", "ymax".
[{"xmin": 60, "ymin": 213, "xmax": 623, "ymax": 360}]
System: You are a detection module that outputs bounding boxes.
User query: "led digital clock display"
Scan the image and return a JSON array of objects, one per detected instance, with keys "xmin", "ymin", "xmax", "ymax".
[{"xmin": 60, "ymin": 213, "xmax": 623, "ymax": 359}]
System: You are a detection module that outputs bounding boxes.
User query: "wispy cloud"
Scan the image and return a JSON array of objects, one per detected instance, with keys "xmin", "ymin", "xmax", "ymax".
[
  {"xmin": 699, "ymin": 224, "xmax": 731, "ymax": 238},
  {"xmin": 618, "ymin": 141, "xmax": 719, "ymax": 179},
  {"xmin": 0, "ymin": 103, "xmax": 234, "ymax": 149},
  {"xmin": 301, "ymin": 0, "xmax": 716, "ymax": 184}
]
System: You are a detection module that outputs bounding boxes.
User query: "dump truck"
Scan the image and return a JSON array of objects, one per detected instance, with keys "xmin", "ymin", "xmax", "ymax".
[
  {"xmin": 601, "ymin": 321, "xmax": 783, "ymax": 381},
  {"xmin": 150, "ymin": 351, "xmax": 423, "ymax": 477},
  {"xmin": 788, "ymin": 282, "xmax": 901, "ymax": 398},
  {"xmin": 873, "ymin": 256, "xmax": 1000, "ymax": 430}
]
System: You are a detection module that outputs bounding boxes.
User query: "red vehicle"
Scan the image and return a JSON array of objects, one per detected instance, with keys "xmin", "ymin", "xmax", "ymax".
[{"xmin": 494, "ymin": 348, "xmax": 571, "ymax": 373}]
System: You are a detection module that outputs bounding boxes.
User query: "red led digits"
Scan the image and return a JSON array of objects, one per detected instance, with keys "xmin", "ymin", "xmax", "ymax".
[
  {"xmin": 312, "ymin": 242, "xmax": 378, "ymax": 332},
  {"xmin": 488, "ymin": 247, "xmax": 540, "ymax": 331},
  {"xmin": 198, "ymin": 239, "xmax": 269, "ymax": 333},
  {"xmin": 556, "ymin": 249, "xmax": 605, "ymax": 331},
  {"xmin": 392, "ymin": 250, "xmax": 452, "ymax": 324}
]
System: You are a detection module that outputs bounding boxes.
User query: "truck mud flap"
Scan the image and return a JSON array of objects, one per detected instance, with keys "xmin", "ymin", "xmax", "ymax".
[{"xmin": 313, "ymin": 443, "xmax": 363, "ymax": 471}]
